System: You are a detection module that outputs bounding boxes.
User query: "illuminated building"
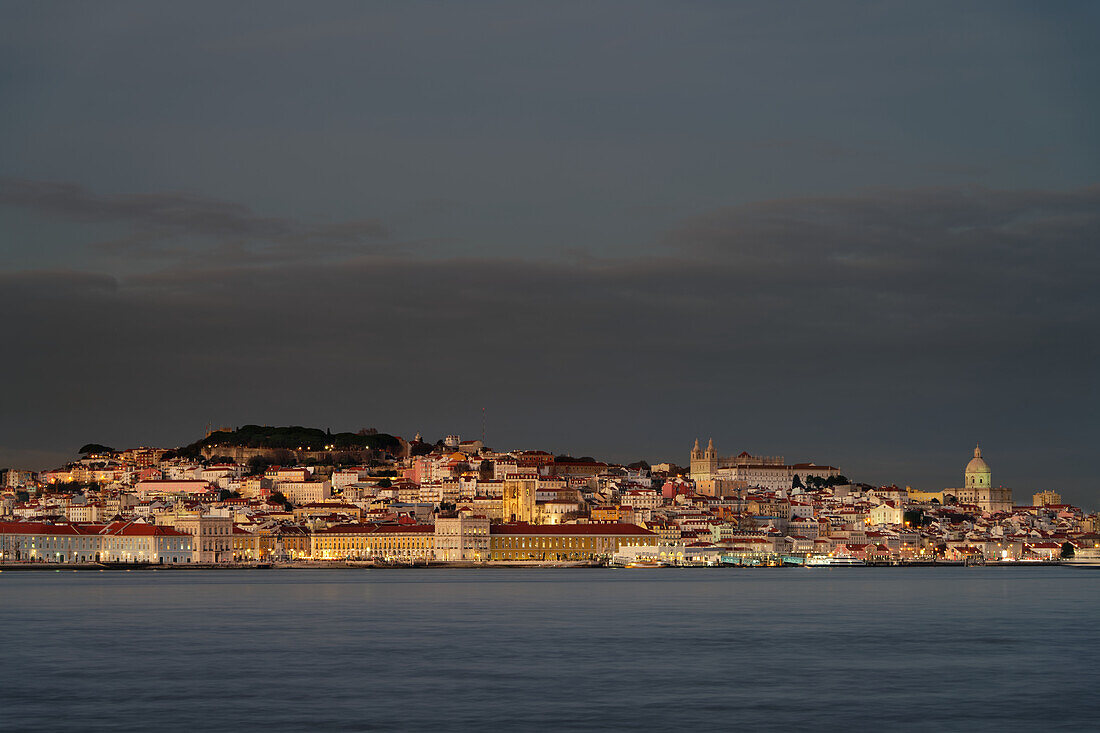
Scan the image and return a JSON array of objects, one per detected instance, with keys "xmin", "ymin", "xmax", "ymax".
[
  {"xmin": 0, "ymin": 521, "xmax": 192, "ymax": 563},
  {"xmin": 690, "ymin": 440, "xmax": 840, "ymax": 491},
  {"xmin": 1033, "ymin": 490, "xmax": 1063, "ymax": 507},
  {"xmin": 311, "ymin": 523, "xmax": 434, "ymax": 560},
  {"xmin": 488, "ymin": 523, "xmax": 657, "ymax": 561},
  {"xmin": 434, "ymin": 510, "xmax": 490, "ymax": 561}
]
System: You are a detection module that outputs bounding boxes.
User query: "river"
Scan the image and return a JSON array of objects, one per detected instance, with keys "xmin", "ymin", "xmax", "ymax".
[{"xmin": 2, "ymin": 566, "xmax": 1097, "ymax": 731}]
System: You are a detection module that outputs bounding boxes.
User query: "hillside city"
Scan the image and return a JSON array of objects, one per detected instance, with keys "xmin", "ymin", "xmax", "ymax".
[{"xmin": 1, "ymin": 427, "xmax": 1097, "ymax": 567}]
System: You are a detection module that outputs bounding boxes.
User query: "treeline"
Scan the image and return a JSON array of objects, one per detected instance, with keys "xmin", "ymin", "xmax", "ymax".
[
  {"xmin": 169, "ymin": 425, "xmax": 402, "ymax": 459},
  {"xmin": 792, "ymin": 474, "xmax": 851, "ymax": 489}
]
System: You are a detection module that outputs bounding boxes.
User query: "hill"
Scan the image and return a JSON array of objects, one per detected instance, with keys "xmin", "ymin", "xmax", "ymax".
[{"xmin": 174, "ymin": 425, "xmax": 404, "ymax": 461}]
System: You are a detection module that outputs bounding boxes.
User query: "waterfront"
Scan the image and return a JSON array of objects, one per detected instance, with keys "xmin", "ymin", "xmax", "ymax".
[{"xmin": 3, "ymin": 568, "xmax": 1099, "ymax": 732}]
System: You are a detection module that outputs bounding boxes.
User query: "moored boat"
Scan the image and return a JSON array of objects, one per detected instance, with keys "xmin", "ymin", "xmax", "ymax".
[
  {"xmin": 623, "ymin": 559, "xmax": 668, "ymax": 568},
  {"xmin": 805, "ymin": 554, "xmax": 866, "ymax": 567}
]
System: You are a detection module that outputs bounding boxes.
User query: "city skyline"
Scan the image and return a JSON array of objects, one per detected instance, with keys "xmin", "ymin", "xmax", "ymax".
[
  {"xmin": 2, "ymin": 3, "xmax": 1098, "ymax": 505},
  {"xmin": 8, "ymin": 427, "xmax": 1088, "ymax": 511}
]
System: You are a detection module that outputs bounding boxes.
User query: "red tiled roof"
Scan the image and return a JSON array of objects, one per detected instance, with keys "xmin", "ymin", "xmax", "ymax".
[{"xmin": 104, "ymin": 523, "xmax": 189, "ymax": 537}]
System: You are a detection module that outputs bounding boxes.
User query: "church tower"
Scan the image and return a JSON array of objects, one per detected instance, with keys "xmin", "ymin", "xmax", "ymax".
[
  {"xmin": 691, "ymin": 438, "xmax": 718, "ymax": 479},
  {"xmin": 964, "ymin": 443, "xmax": 992, "ymax": 489}
]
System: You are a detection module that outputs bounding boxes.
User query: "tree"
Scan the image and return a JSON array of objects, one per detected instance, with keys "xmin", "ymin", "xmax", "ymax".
[
  {"xmin": 377, "ymin": 478, "xmax": 392, "ymax": 489},
  {"xmin": 247, "ymin": 456, "xmax": 271, "ymax": 476},
  {"xmin": 792, "ymin": 474, "xmax": 804, "ymax": 490},
  {"xmin": 79, "ymin": 443, "xmax": 114, "ymax": 455},
  {"xmin": 1061, "ymin": 542, "xmax": 1075, "ymax": 559},
  {"xmin": 15, "ymin": 490, "xmax": 29, "ymax": 502},
  {"xmin": 268, "ymin": 491, "xmax": 288, "ymax": 507},
  {"xmin": 410, "ymin": 442, "xmax": 435, "ymax": 457}
]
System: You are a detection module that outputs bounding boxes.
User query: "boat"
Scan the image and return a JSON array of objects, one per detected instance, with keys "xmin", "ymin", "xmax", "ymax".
[
  {"xmin": 805, "ymin": 554, "xmax": 866, "ymax": 567},
  {"xmin": 623, "ymin": 559, "xmax": 668, "ymax": 569}
]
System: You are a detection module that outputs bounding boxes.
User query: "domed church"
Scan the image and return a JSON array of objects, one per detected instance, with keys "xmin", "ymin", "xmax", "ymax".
[
  {"xmin": 952, "ymin": 444, "xmax": 1013, "ymax": 512},
  {"xmin": 965, "ymin": 444, "xmax": 992, "ymax": 488}
]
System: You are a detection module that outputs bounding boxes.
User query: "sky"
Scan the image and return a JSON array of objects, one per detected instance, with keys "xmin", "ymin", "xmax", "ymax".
[{"xmin": 1, "ymin": 2, "xmax": 1098, "ymax": 505}]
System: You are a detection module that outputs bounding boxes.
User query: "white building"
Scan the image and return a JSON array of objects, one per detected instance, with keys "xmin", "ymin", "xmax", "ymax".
[
  {"xmin": 433, "ymin": 510, "xmax": 490, "ymax": 561},
  {"xmin": 0, "ymin": 520, "xmax": 192, "ymax": 564},
  {"xmin": 690, "ymin": 440, "xmax": 840, "ymax": 491},
  {"xmin": 169, "ymin": 512, "xmax": 233, "ymax": 563},
  {"xmin": 277, "ymin": 480, "xmax": 332, "ymax": 504}
]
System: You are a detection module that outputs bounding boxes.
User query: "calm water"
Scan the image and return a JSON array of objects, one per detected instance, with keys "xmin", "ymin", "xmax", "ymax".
[{"xmin": 2, "ymin": 567, "xmax": 1098, "ymax": 732}]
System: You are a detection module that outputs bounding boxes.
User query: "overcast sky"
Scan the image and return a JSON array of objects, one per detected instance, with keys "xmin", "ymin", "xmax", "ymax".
[{"xmin": 2, "ymin": 2, "xmax": 1098, "ymax": 505}]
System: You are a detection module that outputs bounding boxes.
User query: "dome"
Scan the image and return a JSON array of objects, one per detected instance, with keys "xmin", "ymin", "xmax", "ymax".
[
  {"xmin": 965, "ymin": 456, "xmax": 990, "ymax": 474},
  {"xmin": 965, "ymin": 444, "xmax": 990, "ymax": 475}
]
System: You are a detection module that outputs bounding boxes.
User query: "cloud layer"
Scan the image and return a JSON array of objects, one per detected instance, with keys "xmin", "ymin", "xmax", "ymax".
[{"xmin": 2, "ymin": 181, "xmax": 1098, "ymax": 505}]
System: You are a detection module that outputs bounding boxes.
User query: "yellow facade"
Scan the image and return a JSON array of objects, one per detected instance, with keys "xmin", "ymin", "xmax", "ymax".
[
  {"xmin": 502, "ymin": 477, "xmax": 538, "ymax": 523},
  {"xmin": 488, "ymin": 526, "xmax": 657, "ymax": 561},
  {"xmin": 1033, "ymin": 490, "xmax": 1062, "ymax": 507},
  {"xmin": 312, "ymin": 525, "xmax": 434, "ymax": 560}
]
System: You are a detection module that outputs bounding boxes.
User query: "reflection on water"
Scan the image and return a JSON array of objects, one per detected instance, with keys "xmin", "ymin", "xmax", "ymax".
[{"xmin": 2, "ymin": 568, "xmax": 1098, "ymax": 732}]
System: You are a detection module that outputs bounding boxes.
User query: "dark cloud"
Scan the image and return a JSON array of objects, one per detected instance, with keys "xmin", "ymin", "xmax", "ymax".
[
  {"xmin": 0, "ymin": 177, "xmax": 391, "ymax": 265},
  {"xmin": 0, "ymin": 269, "xmax": 119, "ymax": 294},
  {"xmin": 0, "ymin": 178, "xmax": 292, "ymax": 238},
  {"xmin": 2, "ymin": 184, "xmax": 1098, "ymax": 506}
]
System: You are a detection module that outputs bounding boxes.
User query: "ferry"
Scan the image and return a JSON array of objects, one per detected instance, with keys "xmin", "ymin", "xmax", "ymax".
[
  {"xmin": 805, "ymin": 554, "xmax": 866, "ymax": 567},
  {"xmin": 623, "ymin": 559, "xmax": 668, "ymax": 569}
]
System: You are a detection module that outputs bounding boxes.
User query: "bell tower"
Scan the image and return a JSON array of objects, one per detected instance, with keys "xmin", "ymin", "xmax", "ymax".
[{"xmin": 691, "ymin": 438, "xmax": 718, "ymax": 479}]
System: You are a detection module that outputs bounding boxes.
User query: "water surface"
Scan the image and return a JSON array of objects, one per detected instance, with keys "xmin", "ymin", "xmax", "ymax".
[{"xmin": 2, "ymin": 567, "xmax": 1097, "ymax": 731}]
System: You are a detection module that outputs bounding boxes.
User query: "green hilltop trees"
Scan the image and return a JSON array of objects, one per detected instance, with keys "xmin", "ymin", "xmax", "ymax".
[{"xmin": 173, "ymin": 425, "xmax": 402, "ymax": 459}]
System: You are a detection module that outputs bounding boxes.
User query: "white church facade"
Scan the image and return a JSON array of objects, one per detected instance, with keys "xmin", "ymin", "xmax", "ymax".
[{"xmin": 689, "ymin": 439, "xmax": 840, "ymax": 494}]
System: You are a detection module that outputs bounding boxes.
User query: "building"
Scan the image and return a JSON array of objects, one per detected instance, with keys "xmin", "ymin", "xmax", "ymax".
[
  {"xmin": 3, "ymin": 469, "xmax": 37, "ymax": 488},
  {"xmin": 135, "ymin": 479, "xmax": 212, "ymax": 498},
  {"xmin": 488, "ymin": 523, "xmax": 657, "ymax": 562},
  {"xmin": 0, "ymin": 520, "xmax": 192, "ymax": 564},
  {"xmin": 502, "ymin": 476, "xmax": 538, "ymax": 523},
  {"xmin": 1033, "ymin": 490, "xmax": 1063, "ymax": 507},
  {"xmin": 311, "ymin": 523, "xmax": 434, "ymax": 561},
  {"xmin": 948, "ymin": 445, "xmax": 1013, "ymax": 513},
  {"xmin": 434, "ymin": 510, "xmax": 490, "ymax": 561},
  {"xmin": 277, "ymin": 480, "xmax": 332, "ymax": 504},
  {"xmin": 98, "ymin": 522, "xmax": 194, "ymax": 564},
  {"xmin": 170, "ymin": 513, "xmax": 234, "ymax": 562},
  {"xmin": 293, "ymin": 502, "xmax": 362, "ymax": 521},
  {"xmin": 689, "ymin": 439, "xmax": 719, "ymax": 479},
  {"xmin": 868, "ymin": 501, "xmax": 904, "ymax": 526},
  {"xmin": 690, "ymin": 440, "xmax": 839, "ymax": 491}
]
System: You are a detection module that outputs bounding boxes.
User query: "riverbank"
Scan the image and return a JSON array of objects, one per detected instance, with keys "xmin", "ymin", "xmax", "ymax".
[
  {"xmin": 0, "ymin": 560, "xmax": 1069, "ymax": 571},
  {"xmin": 0, "ymin": 560, "xmax": 606, "ymax": 571}
]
